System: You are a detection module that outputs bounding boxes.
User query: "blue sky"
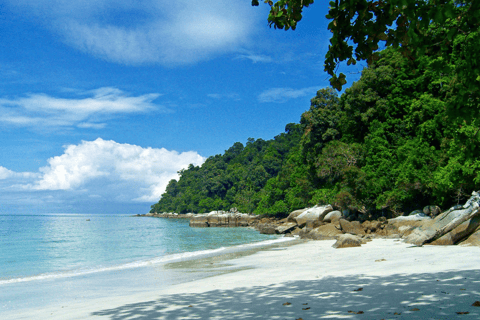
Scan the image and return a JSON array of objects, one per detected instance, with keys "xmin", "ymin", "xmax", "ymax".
[{"xmin": 0, "ymin": 1, "xmax": 362, "ymax": 214}]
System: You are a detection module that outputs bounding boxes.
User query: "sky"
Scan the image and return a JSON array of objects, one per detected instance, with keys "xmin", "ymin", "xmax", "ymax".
[{"xmin": 0, "ymin": 1, "xmax": 363, "ymax": 214}]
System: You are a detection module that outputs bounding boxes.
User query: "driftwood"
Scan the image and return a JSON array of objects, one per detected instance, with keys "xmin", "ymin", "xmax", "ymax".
[{"xmin": 405, "ymin": 191, "xmax": 480, "ymax": 246}]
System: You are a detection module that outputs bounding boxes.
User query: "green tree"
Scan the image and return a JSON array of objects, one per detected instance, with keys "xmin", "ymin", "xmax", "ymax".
[{"xmin": 253, "ymin": 0, "xmax": 480, "ymax": 118}]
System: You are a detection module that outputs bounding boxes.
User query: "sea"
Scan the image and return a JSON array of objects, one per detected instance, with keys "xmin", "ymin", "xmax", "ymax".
[{"xmin": 0, "ymin": 213, "xmax": 292, "ymax": 315}]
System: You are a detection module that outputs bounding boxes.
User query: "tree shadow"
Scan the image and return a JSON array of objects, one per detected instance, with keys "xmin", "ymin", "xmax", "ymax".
[{"xmin": 91, "ymin": 269, "xmax": 480, "ymax": 319}]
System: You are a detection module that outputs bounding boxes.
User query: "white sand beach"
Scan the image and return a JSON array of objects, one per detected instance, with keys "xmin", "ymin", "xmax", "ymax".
[{"xmin": 9, "ymin": 239, "xmax": 480, "ymax": 319}]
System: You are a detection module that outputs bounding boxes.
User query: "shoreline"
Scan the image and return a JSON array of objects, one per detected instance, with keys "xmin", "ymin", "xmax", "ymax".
[{"xmin": 7, "ymin": 238, "xmax": 480, "ymax": 319}]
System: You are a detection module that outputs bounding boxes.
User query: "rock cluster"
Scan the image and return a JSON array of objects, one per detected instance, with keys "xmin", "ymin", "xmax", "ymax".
[
  {"xmin": 141, "ymin": 191, "xmax": 480, "ymax": 249},
  {"xmin": 189, "ymin": 210, "xmax": 259, "ymax": 227}
]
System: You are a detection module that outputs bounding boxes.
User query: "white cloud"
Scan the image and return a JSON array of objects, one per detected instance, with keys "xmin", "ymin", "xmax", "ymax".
[
  {"xmin": 30, "ymin": 138, "xmax": 205, "ymax": 202},
  {"xmin": 0, "ymin": 87, "xmax": 164, "ymax": 129},
  {"xmin": 258, "ymin": 86, "xmax": 320, "ymax": 103},
  {"xmin": 0, "ymin": 166, "xmax": 37, "ymax": 180},
  {"xmin": 234, "ymin": 52, "xmax": 273, "ymax": 64},
  {"xmin": 8, "ymin": 0, "xmax": 259, "ymax": 65}
]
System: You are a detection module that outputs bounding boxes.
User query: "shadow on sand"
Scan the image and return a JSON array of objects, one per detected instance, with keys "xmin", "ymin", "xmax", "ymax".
[{"xmin": 92, "ymin": 269, "xmax": 480, "ymax": 319}]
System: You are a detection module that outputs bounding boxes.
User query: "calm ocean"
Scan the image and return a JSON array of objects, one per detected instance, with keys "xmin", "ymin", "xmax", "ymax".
[{"xmin": 0, "ymin": 213, "xmax": 288, "ymax": 315}]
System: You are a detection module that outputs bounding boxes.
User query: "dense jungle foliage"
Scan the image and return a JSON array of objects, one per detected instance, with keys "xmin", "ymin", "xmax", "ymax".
[{"xmin": 151, "ymin": 38, "xmax": 480, "ymax": 218}]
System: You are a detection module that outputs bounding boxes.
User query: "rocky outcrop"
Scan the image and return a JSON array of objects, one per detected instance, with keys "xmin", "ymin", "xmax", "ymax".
[
  {"xmin": 405, "ymin": 191, "xmax": 480, "ymax": 246},
  {"xmin": 189, "ymin": 210, "xmax": 259, "ymax": 228},
  {"xmin": 429, "ymin": 215, "xmax": 480, "ymax": 246},
  {"xmin": 145, "ymin": 191, "xmax": 480, "ymax": 249}
]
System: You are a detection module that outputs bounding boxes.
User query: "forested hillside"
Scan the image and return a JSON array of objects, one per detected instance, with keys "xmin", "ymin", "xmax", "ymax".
[{"xmin": 151, "ymin": 40, "xmax": 479, "ymax": 218}]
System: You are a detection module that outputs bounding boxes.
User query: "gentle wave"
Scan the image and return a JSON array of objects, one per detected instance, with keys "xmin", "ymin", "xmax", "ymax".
[{"xmin": 0, "ymin": 236, "xmax": 294, "ymax": 285}]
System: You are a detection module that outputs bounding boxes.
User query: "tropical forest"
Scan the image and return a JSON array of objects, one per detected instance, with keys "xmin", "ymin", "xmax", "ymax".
[{"xmin": 151, "ymin": 1, "xmax": 480, "ymax": 219}]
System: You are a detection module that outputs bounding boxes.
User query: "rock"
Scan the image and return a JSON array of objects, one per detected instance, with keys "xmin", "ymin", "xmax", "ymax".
[
  {"xmin": 302, "ymin": 224, "xmax": 343, "ymax": 240},
  {"xmin": 430, "ymin": 215, "xmax": 480, "ymax": 246},
  {"xmin": 405, "ymin": 191, "xmax": 480, "ymax": 246},
  {"xmin": 305, "ymin": 219, "xmax": 324, "ymax": 231},
  {"xmin": 423, "ymin": 205, "xmax": 442, "ymax": 218},
  {"xmin": 332, "ymin": 234, "xmax": 363, "ymax": 248},
  {"xmin": 323, "ymin": 210, "xmax": 342, "ymax": 223},
  {"xmin": 339, "ymin": 219, "xmax": 365, "ymax": 236},
  {"xmin": 409, "ymin": 209, "xmax": 424, "ymax": 216},
  {"xmin": 460, "ymin": 228, "xmax": 480, "ymax": 247},
  {"xmin": 295, "ymin": 205, "xmax": 333, "ymax": 227},
  {"xmin": 275, "ymin": 222, "xmax": 298, "ymax": 234},
  {"xmin": 287, "ymin": 208, "xmax": 309, "ymax": 223},
  {"xmin": 189, "ymin": 214, "xmax": 209, "ymax": 227},
  {"xmin": 387, "ymin": 218, "xmax": 428, "ymax": 238},
  {"xmin": 257, "ymin": 223, "xmax": 277, "ymax": 234}
]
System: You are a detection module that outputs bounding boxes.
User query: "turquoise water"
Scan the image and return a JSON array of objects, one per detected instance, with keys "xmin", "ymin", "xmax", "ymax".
[{"xmin": 0, "ymin": 214, "xmax": 285, "ymax": 314}]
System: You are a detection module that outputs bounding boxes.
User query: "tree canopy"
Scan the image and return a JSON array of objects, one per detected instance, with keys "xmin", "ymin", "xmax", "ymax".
[
  {"xmin": 151, "ymin": 41, "xmax": 479, "ymax": 218},
  {"xmin": 252, "ymin": 0, "xmax": 480, "ymax": 118}
]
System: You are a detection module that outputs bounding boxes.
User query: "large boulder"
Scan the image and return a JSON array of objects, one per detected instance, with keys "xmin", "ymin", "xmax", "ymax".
[
  {"xmin": 460, "ymin": 228, "xmax": 480, "ymax": 246},
  {"xmin": 275, "ymin": 222, "xmax": 298, "ymax": 234},
  {"xmin": 323, "ymin": 210, "xmax": 342, "ymax": 223},
  {"xmin": 295, "ymin": 205, "xmax": 333, "ymax": 227},
  {"xmin": 287, "ymin": 208, "xmax": 309, "ymax": 223},
  {"xmin": 339, "ymin": 219, "xmax": 365, "ymax": 236},
  {"xmin": 332, "ymin": 234, "xmax": 363, "ymax": 249},
  {"xmin": 257, "ymin": 223, "xmax": 277, "ymax": 234},
  {"xmin": 302, "ymin": 224, "xmax": 343, "ymax": 240},
  {"xmin": 405, "ymin": 191, "xmax": 480, "ymax": 246},
  {"xmin": 429, "ymin": 215, "xmax": 480, "ymax": 246}
]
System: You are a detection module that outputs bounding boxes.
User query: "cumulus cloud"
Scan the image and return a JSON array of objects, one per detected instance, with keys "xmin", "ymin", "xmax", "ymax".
[
  {"xmin": 30, "ymin": 138, "xmax": 205, "ymax": 202},
  {"xmin": 8, "ymin": 0, "xmax": 259, "ymax": 65},
  {"xmin": 258, "ymin": 86, "xmax": 320, "ymax": 103},
  {"xmin": 0, "ymin": 87, "xmax": 164, "ymax": 129}
]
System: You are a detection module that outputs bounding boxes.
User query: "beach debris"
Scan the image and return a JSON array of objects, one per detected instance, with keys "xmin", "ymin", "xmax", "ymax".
[
  {"xmin": 188, "ymin": 305, "xmax": 193, "ymax": 308},
  {"xmin": 456, "ymin": 311, "xmax": 470, "ymax": 314},
  {"xmin": 410, "ymin": 308, "xmax": 420, "ymax": 311},
  {"xmin": 348, "ymin": 310, "xmax": 364, "ymax": 314},
  {"xmin": 375, "ymin": 258, "xmax": 386, "ymax": 262},
  {"xmin": 283, "ymin": 302, "xmax": 292, "ymax": 306},
  {"xmin": 353, "ymin": 287, "xmax": 363, "ymax": 291},
  {"xmin": 472, "ymin": 301, "xmax": 480, "ymax": 306}
]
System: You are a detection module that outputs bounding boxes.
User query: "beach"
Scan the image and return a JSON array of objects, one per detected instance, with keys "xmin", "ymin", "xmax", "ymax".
[{"xmin": 7, "ymin": 238, "xmax": 480, "ymax": 319}]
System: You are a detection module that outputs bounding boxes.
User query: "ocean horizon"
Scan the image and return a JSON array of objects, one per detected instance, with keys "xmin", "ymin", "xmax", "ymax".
[{"xmin": 0, "ymin": 213, "xmax": 291, "ymax": 315}]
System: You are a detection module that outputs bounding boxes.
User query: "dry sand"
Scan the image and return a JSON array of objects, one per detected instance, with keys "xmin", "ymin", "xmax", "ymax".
[{"xmin": 8, "ymin": 239, "xmax": 480, "ymax": 319}]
